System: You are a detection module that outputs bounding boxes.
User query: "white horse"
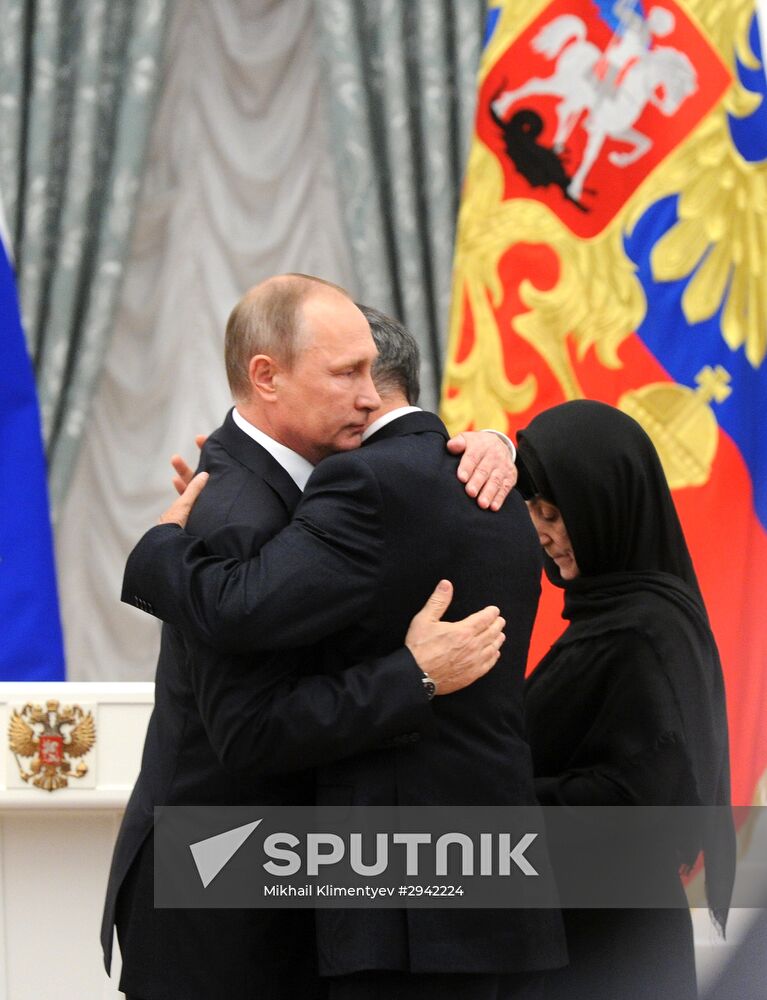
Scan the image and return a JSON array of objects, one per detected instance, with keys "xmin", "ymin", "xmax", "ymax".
[
  {"xmin": 568, "ymin": 44, "xmax": 697, "ymax": 199},
  {"xmin": 493, "ymin": 16, "xmax": 605, "ymax": 153},
  {"xmin": 492, "ymin": 11, "xmax": 697, "ymax": 201}
]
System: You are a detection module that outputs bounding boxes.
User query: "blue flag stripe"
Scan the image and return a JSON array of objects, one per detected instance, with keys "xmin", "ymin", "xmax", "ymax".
[{"xmin": 0, "ymin": 232, "xmax": 65, "ymax": 680}]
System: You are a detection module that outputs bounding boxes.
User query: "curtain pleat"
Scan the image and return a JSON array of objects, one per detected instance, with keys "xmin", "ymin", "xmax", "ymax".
[
  {"xmin": 314, "ymin": 0, "xmax": 486, "ymax": 407},
  {"xmin": 0, "ymin": 0, "xmax": 172, "ymax": 512},
  {"xmin": 56, "ymin": 0, "xmax": 356, "ymax": 678}
]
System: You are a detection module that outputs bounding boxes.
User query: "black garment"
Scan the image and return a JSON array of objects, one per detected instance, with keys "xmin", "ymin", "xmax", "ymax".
[
  {"xmin": 517, "ymin": 400, "xmax": 736, "ymax": 1000},
  {"xmin": 544, "ymin": 906, "xmax": 697, "ymax": 1000},
  {"xmin": 326, "ymin": 969, "xmax": 546, "ymax": 1000},
  {"xmin": 103, "ymin": 411, "xmax": 432, "ymax": 1000},
  {"xmin": 122, "ymin": 410, "xmax": 568, "ymax": 982}
]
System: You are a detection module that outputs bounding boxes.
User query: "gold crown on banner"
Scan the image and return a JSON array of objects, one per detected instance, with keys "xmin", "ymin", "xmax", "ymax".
[{"xmin": 619, "ymin": 365, "xmax": 732, "ymax": 489}]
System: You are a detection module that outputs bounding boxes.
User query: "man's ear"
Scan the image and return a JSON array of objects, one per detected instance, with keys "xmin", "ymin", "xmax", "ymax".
[{"xmin": 249, "ymin": 354, "xmax": 279, "ymax": 402}]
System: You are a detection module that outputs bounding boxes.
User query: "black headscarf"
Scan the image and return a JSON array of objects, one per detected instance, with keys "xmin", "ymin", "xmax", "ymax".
[
  {"xmin": 517, "ymin": 400, "xmax": 735, "ymax": 931},
  {"xmin": 516, "ymin": 400, "xmax": 700, "ymax": 590}
]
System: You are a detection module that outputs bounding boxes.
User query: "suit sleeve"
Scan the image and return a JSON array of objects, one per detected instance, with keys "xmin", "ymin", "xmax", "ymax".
[
  {"xmin": 123, "ymin": 453, "xmax": 384, "ymax": 651},
  {"xmin": 162, "ymin": 462, "xmax": 435, "ymax": 769},
  {"xmin": 189, "ymin": 638, "xmax": 433, "ymax": 774}
]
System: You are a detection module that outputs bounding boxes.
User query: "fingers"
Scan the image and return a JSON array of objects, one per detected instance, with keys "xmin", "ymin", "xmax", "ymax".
[
  {"xmin": 474, "ymin": 613, "xmax": 505, "ymax": 645},
  {"xmin": 435, "ymin": 616, "xmax": 506, "ymax": 693},
  {"xmin": 476, "ymin": 618, "xmax": 506, "ymax": 657},
  {"xmin": 183, "ymin": 471, "xmax": 210, "ymax": 504},
  {"xmin": 170, "ymin": 453, "xmax": 196, "ymax": 490},
  {"xmin": 446, "ymin": 433, "xmax": 467, "ymax": 459},
  {"xmin": 159, "ymin": 471, "xmax": 209, "ymax": 526},
  {"xmin": 468, "ymin": 467, "xmax": 502, "ymax": 505},
  {"xmin": 453, "ymin": 432, "xmax": 516, "ymax": 507},
  {"xmin": 461, "ymin": 605, "xmax": 502, "ymax": 635},
  {"xmin": 455, "ymin": 611, "xmax": 505, "ymax": 667},
  {"xmin": 454, "ymin": 431, "xmax": 498, "ymax": 488},
  {"xmin": 474, "ymin": 628, "xmax": 507, "ymax": 676},
  {"xmin": 454, "ymin": 442, "xmax": 479, "ymax": 486},
  {"xmin": 476, "ymin": 469, "xmax": 518, "ymax": 512},
  {"xmin": 170, "ymin": 435, "xmax": 208, "ymax": 494},
  {"xmin": 413, "ymin": 579, "xmax": 454, "ymax": 624},
  {"xmin": 464, "ymin": 454, "xmax": 513, "ymax": 504}
]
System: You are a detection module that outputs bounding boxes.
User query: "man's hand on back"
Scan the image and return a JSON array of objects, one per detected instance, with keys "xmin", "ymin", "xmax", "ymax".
[
  {"xmin": 170, "ymin": 428, "xmax": 517, "ymax": 513},
  {"xmin": 170, "ymin": 434, "xmax": 207, "ymax": 495},
  {"xmin": 447, "ymin": 431, "xmax": 517, "ymax": 511},
  {"xmin": 159, "ymin": 471, "xmax": 209, "ymax": 527},
  {"xmin": 405, "ymin": 580, "xmax": 505, "ymax": 695},
  {"xmin": 157, "ymin": 473, "xmax": 506, "ymax": 696}
]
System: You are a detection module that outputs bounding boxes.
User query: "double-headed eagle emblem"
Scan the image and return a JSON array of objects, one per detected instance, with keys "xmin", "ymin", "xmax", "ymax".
[{"xmin": 8, "ymin": 700, "xmax": 96, "ymax": 792}]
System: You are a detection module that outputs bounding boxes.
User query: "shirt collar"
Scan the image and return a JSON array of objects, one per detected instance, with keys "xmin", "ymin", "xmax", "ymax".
[
  {"xmin": 232, "ymin": 407, "xmax": 315, "ymax": 491},
  {"xmin": 362, "ymin": 406, "xmax": 422, "ymax": 442}
]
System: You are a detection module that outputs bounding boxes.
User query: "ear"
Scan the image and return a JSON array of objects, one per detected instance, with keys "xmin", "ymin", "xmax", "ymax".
[{"xmin": 249, "ymin": 354, "xmax": 280, "ymax": 403}]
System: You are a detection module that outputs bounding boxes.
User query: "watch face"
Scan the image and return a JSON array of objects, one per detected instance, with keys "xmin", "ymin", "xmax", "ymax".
[{"xmin": 422, "ymin": 677, "xmax": 437, "ymax": 700}]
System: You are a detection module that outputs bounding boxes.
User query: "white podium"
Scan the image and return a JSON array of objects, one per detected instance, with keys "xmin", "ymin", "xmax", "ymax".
[{"xmin": 0, "ymin": 682, "xmax": 154, "ymax": 1000}]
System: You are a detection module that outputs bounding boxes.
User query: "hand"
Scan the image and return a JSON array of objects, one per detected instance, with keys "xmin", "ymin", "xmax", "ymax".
[
  {"xmin": 171, "ymin": 434, "xmax": 208, "ymax": 495},
  {"xmin": 405, "ymin": 580, "xmax": 505, "ymax": 695},
  {"xmin": 447, "ymin": 431, "xmax": 518, "ymax": 511},
  {"xmin": 159, "ymin": 471, "xmax": 209, "ymax": 527}
]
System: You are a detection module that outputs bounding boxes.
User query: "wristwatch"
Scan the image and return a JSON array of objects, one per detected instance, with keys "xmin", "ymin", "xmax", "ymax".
[{"xmin": 421, "ymin": 671, "xmax": 437, "ymax": 700}]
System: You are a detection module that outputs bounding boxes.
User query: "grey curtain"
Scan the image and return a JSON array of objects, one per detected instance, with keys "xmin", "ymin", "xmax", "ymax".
[
  {"xmin": 0, "ymin": 0, "xmax": 172, "ymax": 513},
  {"xmin": 314, "ymin": 0, "xmax": 486, "ymax": 409}
]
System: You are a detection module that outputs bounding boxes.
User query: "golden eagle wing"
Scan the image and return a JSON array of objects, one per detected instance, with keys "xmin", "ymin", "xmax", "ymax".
[
  {"xmin": 66, "ymin": 712, "xmax": 96, "ymax": 758},
  {"xmin": 9, "ymin": 711, "xmax": 37, "ymax": 757},
  {"xmin": 624, "ymin": 0, "xmax": 765, "ymax": 369}
]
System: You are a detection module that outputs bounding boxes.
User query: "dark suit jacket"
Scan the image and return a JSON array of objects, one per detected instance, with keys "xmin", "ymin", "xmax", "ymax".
[
  {"xmin": 123, "ymin": 410, "xmax": 568, "ymax": 978},
  {"xmin": 104, "ymin": 411, "xmax": 432, "ymax": 999}
]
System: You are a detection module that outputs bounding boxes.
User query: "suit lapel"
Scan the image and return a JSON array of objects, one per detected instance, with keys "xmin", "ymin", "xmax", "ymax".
[
  {"xmin": 209, "ymin": 410, "xmax": 446, "ymax": 511},
  {"xmin": 364, "ymin": 410, "xmax": 449, "ymax": 446},
  {"xmin": 214, "ymin": 409, "xmax": 303, "ymax": 514}
]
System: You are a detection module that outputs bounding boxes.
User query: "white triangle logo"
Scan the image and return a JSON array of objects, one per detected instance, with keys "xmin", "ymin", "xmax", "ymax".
[{"xmin": 189, "ymin": 819, "xmax": 262, "ymax": 888}]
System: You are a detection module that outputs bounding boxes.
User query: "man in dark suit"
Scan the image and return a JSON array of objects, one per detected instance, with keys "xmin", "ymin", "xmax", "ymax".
[
  {"xmin": 122, "ymin": 303, "xmax": 568, "ymax": 998},
  {"xmin": 104, "ymin": 277, "xmax": 510, "ymax": 1000}
]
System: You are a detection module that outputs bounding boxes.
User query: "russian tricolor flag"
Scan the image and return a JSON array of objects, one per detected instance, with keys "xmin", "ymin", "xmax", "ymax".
[{"xmin": 0, "ymin": 193, "xmax": 65, "ymax": 680}]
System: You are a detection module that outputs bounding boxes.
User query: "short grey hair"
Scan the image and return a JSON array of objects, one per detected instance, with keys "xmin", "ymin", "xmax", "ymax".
[{"xmin": 358, "ymin": 304, "xmax": 420, "ymax": 405}]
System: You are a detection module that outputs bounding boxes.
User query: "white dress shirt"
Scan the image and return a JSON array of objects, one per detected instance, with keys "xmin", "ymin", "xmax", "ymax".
[
  {"xmin": 232, "ymin": 407, "xmax": 314, "ymax": 491},
  {"xmin": 362, "ymin": 405, "xmax": 516, "ymax": 460},
  {"xmin": 233, "ymin": 405, "xmax": 515, "ymax": 490},
  {"xmin": 362, "ymin": 406, "xmax": 423, "ymax": 441}
]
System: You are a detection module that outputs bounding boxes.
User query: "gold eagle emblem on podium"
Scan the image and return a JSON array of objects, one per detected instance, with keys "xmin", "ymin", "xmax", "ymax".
[{"xmin": 8, "ymin": 700, "xmax": 96, "ymax": 792}]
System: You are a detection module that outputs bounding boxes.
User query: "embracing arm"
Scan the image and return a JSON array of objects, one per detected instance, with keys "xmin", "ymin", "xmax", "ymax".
[
  {"xmin": 172, "ymin": 428, "xmax": 517, "ymax": 510},
  {"xmin": 182, "ymin": 575, "xmax": 504, "ymax": 771},
  {"xmin": 124, "ymin": 454, "xmax": 506, "ymax": 684},
  {"xmin": 180, "ymin": 573, "xmax": 505, "ymax": 772},
  {"xmin": 125, "ymin": 427, "xmax": 518, "ymax": 653},
  {"xmin": 189, "ymin": 638, "xmax": 433, "ymax": 774},
  {"xmin": 124, "ymin": 453, "xmax": 384, "ymax": 651}
]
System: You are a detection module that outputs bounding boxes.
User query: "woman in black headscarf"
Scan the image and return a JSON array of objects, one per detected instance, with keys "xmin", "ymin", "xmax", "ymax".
[{"xmin": 516, "ymin": 399, "xmax": 735, "ymax": 1000}]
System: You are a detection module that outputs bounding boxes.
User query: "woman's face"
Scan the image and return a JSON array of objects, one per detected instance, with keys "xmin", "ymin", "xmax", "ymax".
[{"xmin": 526, "ymin": 498, "xmax": 580, "ymax": 580}]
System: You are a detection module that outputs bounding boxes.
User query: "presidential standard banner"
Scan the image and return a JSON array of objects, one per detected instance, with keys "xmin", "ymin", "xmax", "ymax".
[{"xmin": 442, "ymin": 0, "xmax": 767, "ymax": 807}]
